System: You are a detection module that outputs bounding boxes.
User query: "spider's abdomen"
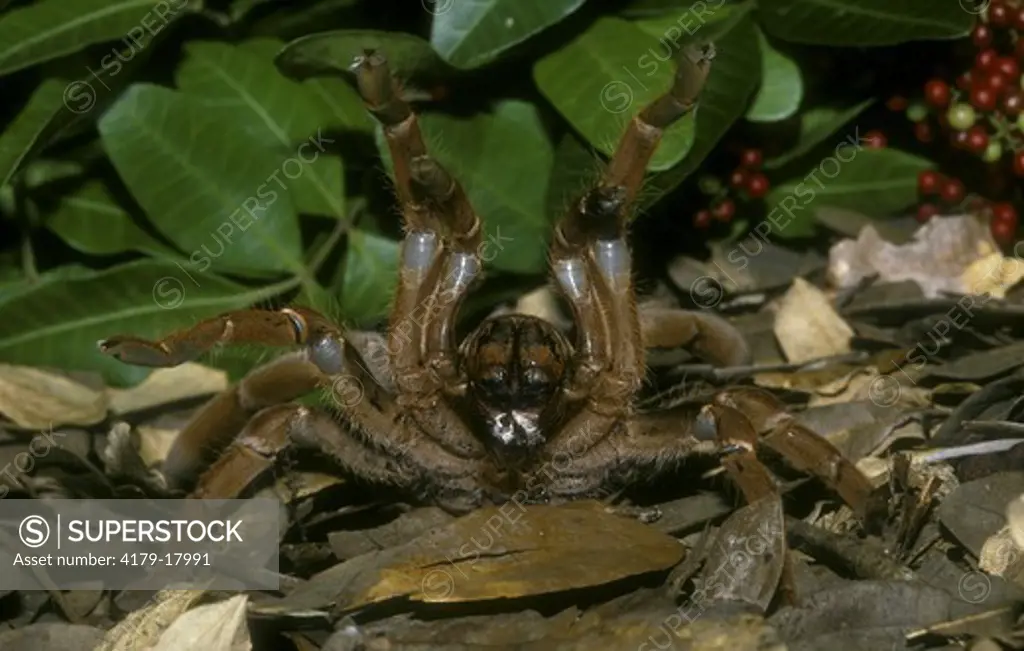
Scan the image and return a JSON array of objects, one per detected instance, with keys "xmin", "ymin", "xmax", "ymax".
[{"xmin": 460, "ymin": 314, "xmax": 571, "ymax": 458}]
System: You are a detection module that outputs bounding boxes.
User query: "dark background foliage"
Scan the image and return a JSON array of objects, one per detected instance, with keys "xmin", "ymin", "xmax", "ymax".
[{"xmin": 0, "ymin": 0, "xmax": 975, "ymax": 385}]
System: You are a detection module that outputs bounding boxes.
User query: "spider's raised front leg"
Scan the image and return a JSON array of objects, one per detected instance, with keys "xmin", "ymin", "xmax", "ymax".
[
  {"xmin": 537, "ymin": 44, "xmax": 716, "ymax": 496},
  {"xmin": 352, "ymin": 50, "xmax": 488, "ymax": 464}
]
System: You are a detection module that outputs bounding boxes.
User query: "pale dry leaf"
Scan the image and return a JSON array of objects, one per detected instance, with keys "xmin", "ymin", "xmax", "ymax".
[
  {"xmin": 94, "ymin": 589, "xmax": 207, "ymax": 651},
  {"xmin": 135, "ymin": 425, "xmax": 180, "ymax": 467},
  {"xmin": 962, "ymin": 252, "xmax": 1024, "ymax": 298},
  {"xmin": 827, "ymin": 215, "xmax": 998, "ymax": 298},
  {"xmin": 1007, "ymin": 494, "xmax": 1024, "ymax": 550},
  {"xmin": 106, "ymin": 363, "xmax": 227, "ymax": 415},
  {"xmin": 514, "ymin": 285, "xmax": 569, "ymax": 328},
  {"xmin": 979, "ymin": 525, "xmax": 1024, "ymax": 579},
  {"xmin": 0, "ymin": 364, "xmax": 107, "ymax": 428},
  {"xmin": 150, "ymin": 594, "xmax": 250, "ymax": 651},
  {"xmin": 773, "ymin": 277, "xmax": 853, "ymax": 363}
]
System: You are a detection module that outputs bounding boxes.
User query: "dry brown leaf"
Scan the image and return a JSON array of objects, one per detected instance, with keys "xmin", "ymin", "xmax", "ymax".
[
  {"xmin": 105, "ymin": 363, "xmax": 227, "ymax": 415},
  {"xmin": 256, "ymin": 502, "xmax": 684, "ymax": 617},
  {"xmin": 0, "ymin": 364, "xmax": 107, "ymax": 428},
  {"xmin": 135, "ymin": 425, "xmax": 180, "ymax": 467},
  {"xmin": 94, "ymin": 588, "xmax": 207, "ymax": 651},
  {"xmin": 827, "ymin": 215, "xmax": 999, "ymax": 298},
  {"xmin": 0, "ymin": 623, "xmax": 106, "ymax": 650},
  {"xmin": 772, "ymin": 278, "xmax": 853, "ymax": 363},
  {"xmin": 150, "ymin": 594, "xmax": 250, "ymax": 651}
]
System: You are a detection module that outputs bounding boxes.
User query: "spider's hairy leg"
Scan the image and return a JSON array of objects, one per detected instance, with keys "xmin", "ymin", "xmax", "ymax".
[
  {"xmin": 98, "ymin": 307, "xmax": 340, "ymax": 367},
  {"xmin": 352, "ymin": 50, "xmax": 482, "ymax": 393},
  {"xmin": 551, "ymin": 43, "xmax": 715, "ymax": 409},
  {"xmin": 639, "ymin": 306, "xmax": 752, "ymax": 367}
]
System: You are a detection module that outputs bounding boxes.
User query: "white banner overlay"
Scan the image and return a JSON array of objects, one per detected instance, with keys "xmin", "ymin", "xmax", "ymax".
[{"xmin": 0, "ymin": 499, "xmax": 281, "ymax": 590}]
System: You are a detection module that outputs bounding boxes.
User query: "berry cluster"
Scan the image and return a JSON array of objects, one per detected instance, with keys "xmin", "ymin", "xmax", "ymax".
[
  {"xmin": 893, "ymin": 2, "xmax": 1024, "ymax": 246},
  {"xmin": 693, "ymin": 148, "xmax": 771, "ymax": 229}
]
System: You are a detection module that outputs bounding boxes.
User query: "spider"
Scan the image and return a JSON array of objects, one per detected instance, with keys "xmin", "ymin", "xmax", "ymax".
[{"xmin": 98, "ymin": 44, "xmax": 876, "ymax": 525}]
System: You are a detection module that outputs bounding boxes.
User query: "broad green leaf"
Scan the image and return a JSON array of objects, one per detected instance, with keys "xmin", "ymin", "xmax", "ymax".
[
  {"xmin": 0, "ymin": 0, "xmax": 200, "ymax": 76},
  {"xmin": 375, "ymin": 100, "xmax": 554, "ymax": 274},
  {"xmin": 642, "ymin": 13, "xmax": 761, "ymax": 205},
  {"xmin": 430, "ymin": 0, "xmax": 585, "ymax": 69},
  {"xmin": 545, "ymin": 132, "xmax": 600, "ymax": 221},
  {"xmin": 765, "ymin": 147, "xmax": 933, "ymax": 238},
  {"xmin": 763, "ymin": 99, "xmax": 874, "ymax": 170},
  {"xmin": 745, "ymin": 28, "xmax": 802, "ymax": 122},
  {"xmin": 44, "ymin": 180, "xmax": 179, "ymax": 257},
  {"xmin": 534, "ymin": 17, "xmax": 694, "ymax": 171},
  {"xmin": 0, "ymin": 265, "xmax": 97, "ymax": 306},
  {"xmin": 98, "ymin": 84, "xmax": 304, "ymax": 277},
  {"xmin": 0, "ymin": 79, "xmax": 82, "ymax": 188},
  {"xmin": 276, "ymin": 30, "xmax": 451, "ymax": 82},
  {"xmin": 336, "ymin": 230, "xmax": 400, "ymax": 325},
  {"xmin": 0, "ymin": 260, "xmax": 293, "ymax": 386},
  {"xmin": 250, "ymin": 0, "xmax": 362, "ymax": 39},
  {"xmin": 759, "ymin": 0, "xmax": 973, "ymax": 46},
  {"xmin": 175, "ymin": 40, "xmax": 345, "ymax": 219}
]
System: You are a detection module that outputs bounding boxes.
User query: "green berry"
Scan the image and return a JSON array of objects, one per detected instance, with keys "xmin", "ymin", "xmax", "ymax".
[
  {"xmin": 983, "ymin": 141, "xmax": 1003, "ymax": 163},
  {"xmin": 906, "ymin": 102, "xmax": 929, "ymax": 123},
  {"xmin": 947, "ymin": 103, "xmax": 977, "ymax": 131},
  {"xmin": 697, "ymin": 175, "xmax": 722, "ymax": 195}
]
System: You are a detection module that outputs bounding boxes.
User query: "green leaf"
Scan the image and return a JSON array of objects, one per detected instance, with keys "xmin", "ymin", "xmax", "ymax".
[
  {"xmin": 336, "ymin": 230, "xmax": 400, "ymax": 325},
  {"xmin": 276, "ymin": 29, "xmax": 451, "ymax": 82},
  {"xmin": 765, "ymin": 147, "xmax": 933, "ymax": 238},
  {"xmin": 175, "ymin": 39, "xmax": 345, "ymax": 219},
  {"xmin": 745, "ymin": 28, "xmax": 802, "ymax": 122},
  {"xmin": 0, "ymin": 260, "xmax": 295, "ymax": 386},
  {"xmin": 534, "ymin": 17, "xmax": 695, "ymax": 171},
  {"xmin": 758, "ymin": 0, "xmax": 973, "ymax": 46},
  {"xmin": 375, "ymin": 100, "xmax": 555, "ymax": 275},
  {"xmin": 98, "ymin": 84, "xmax": 304, "ymax": 277},
  {"xmin": 430, "ymin": 0, "xmax": 585, "ymax": 69},
  {"xmin": 642, "ymin": 13, "xmax": 761, "ymax": 204},
  {"xmin": 0, "ymin": 265, "xmax": 96, "ymax": 306},
  {"xmin": 763, "ymin": 99, "xmax": 874, "ymax": 170},
  {"xmin": 0, "ymin": 0, "xmax": 200, "ymax": 76},
  {"xmin": 0, "ymin": 79, "xmax": 82, "ymax": 188},
  {"xmin": 43, "ymin": 180, "xmax": 179, "ymax": 257}
]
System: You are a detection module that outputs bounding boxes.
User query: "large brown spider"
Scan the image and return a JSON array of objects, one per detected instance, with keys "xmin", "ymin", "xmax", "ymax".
[{"xmin": 98, "ymin": 45, "xmax": 875, "ymax": 524}]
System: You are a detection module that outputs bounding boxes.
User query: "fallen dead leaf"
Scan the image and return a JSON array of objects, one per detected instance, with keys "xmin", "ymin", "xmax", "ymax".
[
  {"xmin": 105, "ymin": 363, "xmax": 227, "ymax": 415},
  {"xmin": 827, "ymin": 215, "xmax": 999, "ymax": 298},
  {"xmin": 772, "ymin": 278, "xmax": 853, "ymax": 363},
  {"xmin": 0, "ymin": 622, "xmax": 105, "ymax": 650},
  {"xmin": 94, "ymin": 588, "xmax": 207, "ymax": 650},
  {"xmin": 150, "ymin": 594, "xmax": 250, "ymax": 651},
  {"xmin": 0, "ymin": 364, "xmax": 107, "ymax": 428}
]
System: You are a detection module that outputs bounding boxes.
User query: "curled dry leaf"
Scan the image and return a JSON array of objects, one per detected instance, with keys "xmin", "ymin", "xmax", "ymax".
[
  {"xmin": 150, "ymin": 594, "xmax": 250, "ymax": 651},
  {"xmin": 0, "ymin": 622, "xmax": 105, "ymax": 651},
  {"xmin": 94, "ymin": 588, "xmax": 207, "ymax": 651},
  {"xmin": 772, "ymin": 277, "xmax": 853, "ymax": 363},
  {"xmin": 827, "ymin": 215, "xmax": 1004, "ymax": 299},
  {"xmin": 105, "ymin": 363, "xmax": 227, "ymax": 415},
  {"xmin": 256, "ymin": 502, "xmax": 684, "ymax": 617},
  {"xmin": 0, "ymin": 364, "xmax": 107, "ymax": 428},
  {"xmin": 978, "ymin": 525, "xmax": 1024, "ymax": 585}
]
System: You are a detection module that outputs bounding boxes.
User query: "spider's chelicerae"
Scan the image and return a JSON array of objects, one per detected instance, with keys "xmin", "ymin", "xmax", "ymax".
[{"xmin": 99, "ymin": 45, "xmax": 876, "ymax": 524}]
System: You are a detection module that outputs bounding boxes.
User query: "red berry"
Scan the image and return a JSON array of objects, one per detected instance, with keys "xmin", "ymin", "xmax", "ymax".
[
  {"xmin": 951, "ymin": 130, "xmax": 971, "ymax": 149},
  {"xmin": 917, "ymin": 203, "xmax": 939, "ymax": 223},
  {"xmin": 996, "ymin": 57, "xmax": 1020, "ymax": 81},
  {"xmin": 711, "ymin": 199, "xmax": 735, "ymax": 222},
  {"xmin": 966, "ymin": 125, "xmax": 989, "ymax": 153},
  {"xmin": 914, "ymin": 121, "xmax": 934, "ymax": 143},
  {"xmin": 863, "ymin": 130, "xmax": 887, "ymax": 149},
  {"xmin": 745, "ymin": 172, "xmax": 770, "ymax": 198},
  {"xmin": 989, "ymin": 1, "xmax": 1010, "ymax": 28},
  {"xmin": 1014, "ymin": 150, "xmax": 1024, "ymax": 177},
  {"xmin": 976, "ymin": 48, "xmax": 999, "ymax": 71},
  {"xmin": 993, "ymin": 201, "xmax": 1018, "ymax": 225},
  {"xmin": 918, "ymin": 170, "xmax": 942, "ymax": 195},
  {"xmin": 924, "ymin": 79, "xmax": 951, "ymax": 108},
  {"xmin": 728, "ymin": 168, "xmax": 747, "ymax": 188},
  {"xmin": 693, "ymin": 210, "xmax": 712, "ymax": 229},
  {"xmin": 1005, "ymin": 90, "xmax": 1024, "ymax": 115},
  {"xmin": 886, "ymin": 95, "xmax": 909, "ymax": 111},
  {"xmin": 956, "ymin": 72, "xmax": 972, "ymax": 91},
  {"xmin": 982, "ymin": 72, "xmax": 1009, "ymax": 96},
  {"xmin": 940, "ymin": 178, "xmax": 966, "ymax": 204},
  {"xmin": 972, "ymin": 23, "xmax": 993, "ymax": 48},
  {"xmin": 970, "ymin": 85, "xmax": 998, "ymax": 111},
  {"xmin": 739, "ymin": 148, "xmax": 763, "ymax": 169},
  {"xmin": 1015, "ymin": 6, "xmax": 1024, "ymax": 31}
]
